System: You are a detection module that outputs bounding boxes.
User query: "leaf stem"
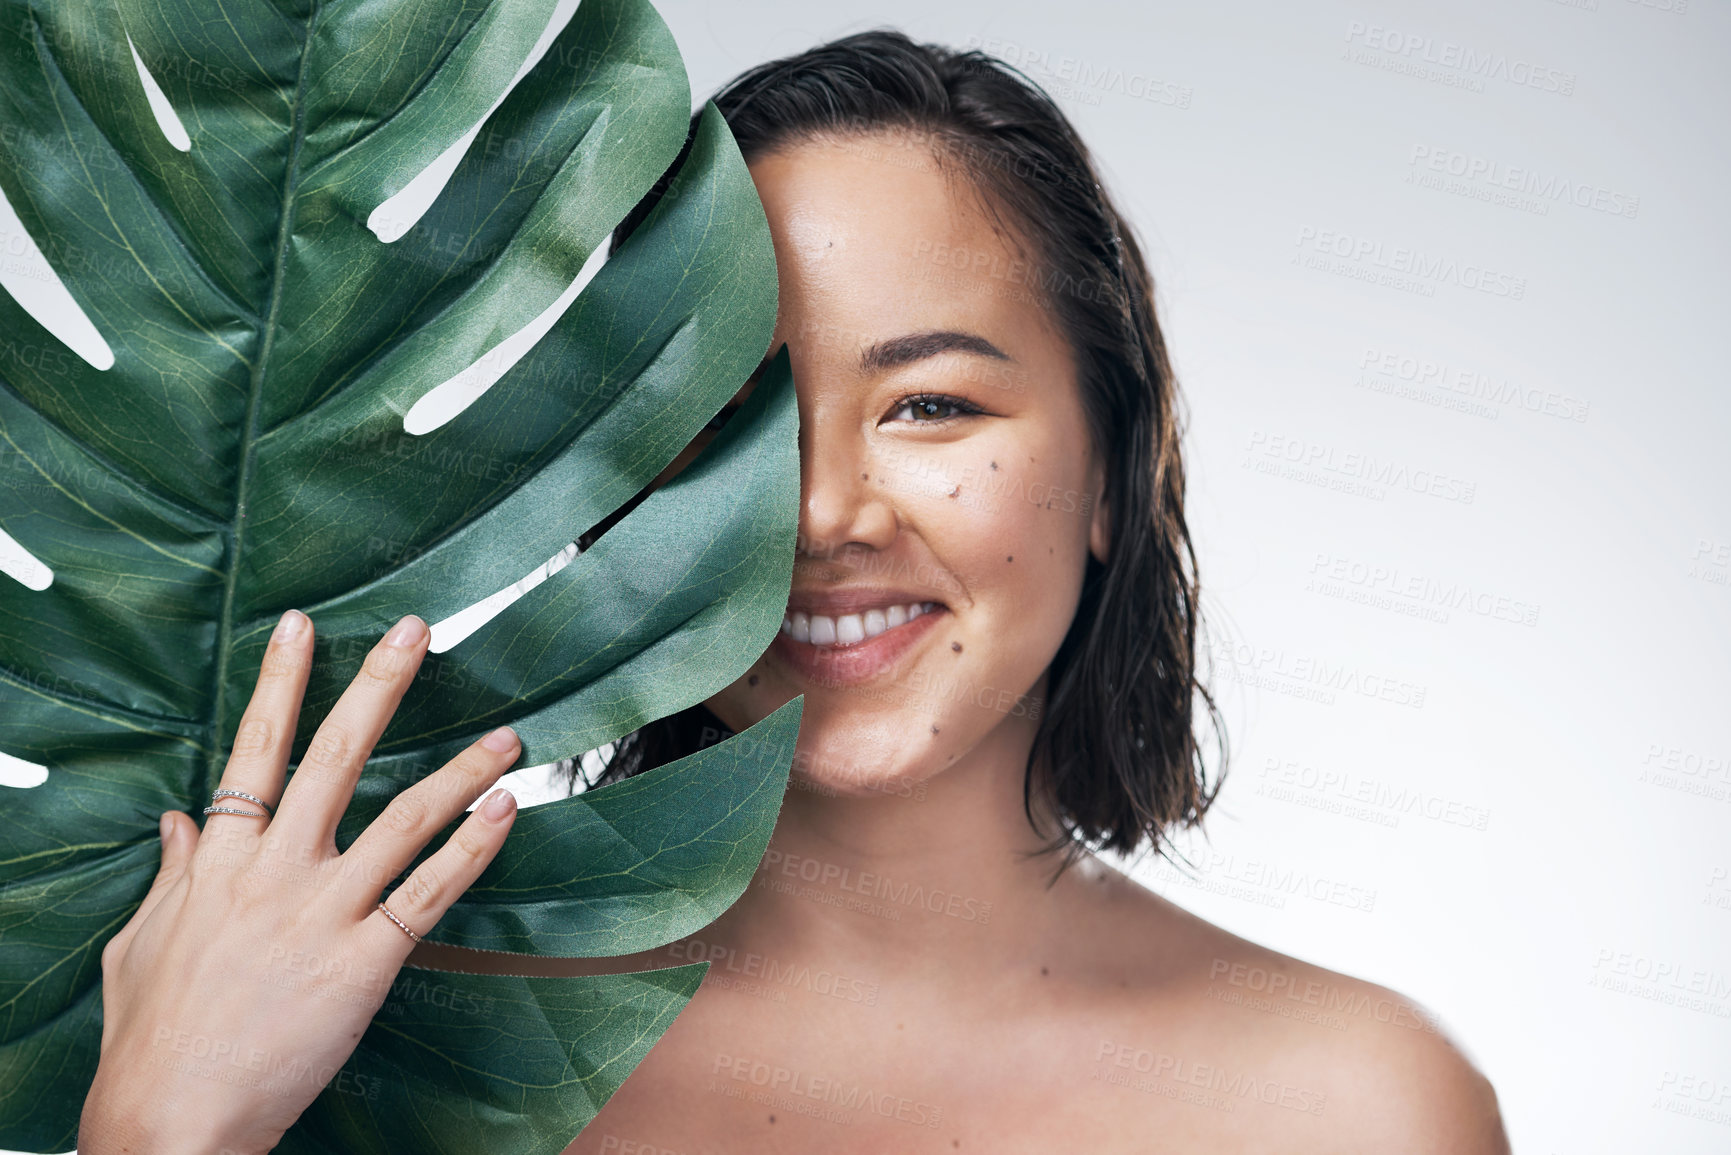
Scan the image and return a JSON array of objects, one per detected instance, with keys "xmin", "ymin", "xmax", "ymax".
[{"xmin": 203, "ymin": 3, "xmax": 323, "ymax": 799}]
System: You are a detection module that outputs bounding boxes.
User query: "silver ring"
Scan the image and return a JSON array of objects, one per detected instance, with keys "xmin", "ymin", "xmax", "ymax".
[
  {"xmin": 202, "ymin": 805, "xmax": 270, "ymax": 818},
  {"xmin": 211, "ymin": 788, "xmax": 274, "ymax": 817},
  {"xmin": 377, "ymin": 902, "xmax": 423, "ymax": 944}
]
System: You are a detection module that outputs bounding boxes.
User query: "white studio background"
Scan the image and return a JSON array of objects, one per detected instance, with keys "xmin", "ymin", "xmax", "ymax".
[{"xmin": 4, "ymin": 1, "xmax": 1726, "ymax": 1153}]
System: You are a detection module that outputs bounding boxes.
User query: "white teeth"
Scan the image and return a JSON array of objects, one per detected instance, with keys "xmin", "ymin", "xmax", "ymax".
[
  {"xmin": 781, "ymin": 602, "xmax": 938, "ymax": 648},
  {"xmin": 836, "ymin": 613, "xmax": 865, "ymax": 644}
]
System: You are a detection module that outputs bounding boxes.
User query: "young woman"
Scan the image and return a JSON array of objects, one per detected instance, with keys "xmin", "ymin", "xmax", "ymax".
[{"xmin": 81, "ymin": 32, "xmax": 1509, "ymax": 1154}]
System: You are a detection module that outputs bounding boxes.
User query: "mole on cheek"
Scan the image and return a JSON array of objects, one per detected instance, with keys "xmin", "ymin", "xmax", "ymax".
[
  {"xmin": 1006, "ymin": 555, "xmax": 1013, "ymax": 563},
  {"xmin": 930, "ymin": 724, "xmax": 940, "ymax": 735},
  {"xmin": 990, "ymin": 461, "xmax": 999, "ymax": 471},
  {"xmin": 950, "ymin": 641, "xmax": 963, "ymax": 653},
  {"xmin": 748, "ymin": 675, "xmax": 759, "ymax": 687}
]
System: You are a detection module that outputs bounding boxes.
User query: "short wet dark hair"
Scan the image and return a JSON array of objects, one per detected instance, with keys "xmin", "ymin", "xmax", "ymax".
[{"xmin": 570, "ymin": 29, "xmax": 1225, "ymax": 867}]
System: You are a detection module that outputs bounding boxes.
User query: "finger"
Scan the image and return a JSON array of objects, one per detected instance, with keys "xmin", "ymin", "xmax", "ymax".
[
  {"xmin": 339, "ymin": 726, "xmax": 521, "ymax": 915},
  {"xmin": 153, "ymin": 810, "xmax": 199, "ymax": 894},
  {"xmin": 203, "ymin": 610, "xmax": 312, "ymax": 843},
  {"xmin": 369, "ymin": 787, "xmax": 517, "ymax": 956},
  {"xmin": 273, "ymin": 615, "xmax": 429, "ymax": 850},
  {"xmin": 103, "ymin": 811, "xmax": 198, "ymax": 972}
]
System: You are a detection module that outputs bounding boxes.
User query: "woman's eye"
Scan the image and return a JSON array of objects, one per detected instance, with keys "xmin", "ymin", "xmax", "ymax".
[{"xmin": 886, "ymin": 394, "xmax": 982, "ymax": 424}]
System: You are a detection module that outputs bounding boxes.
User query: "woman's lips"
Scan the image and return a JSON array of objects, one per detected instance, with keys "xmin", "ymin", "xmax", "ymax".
[{"xmin": 769, "ymin": 600, "xmax": 946, "ymax": 687}]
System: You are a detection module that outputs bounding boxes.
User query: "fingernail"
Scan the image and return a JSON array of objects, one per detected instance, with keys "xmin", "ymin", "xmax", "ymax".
[
  {"xmin": 273, "ymin": 609, "xmax": 307, "ymax": 643},
  {"xmin": 159, "ymin": 811, "xmax": 171, "ymax": 842},
  {"xmin": 481, "ymin": 726, "xmax": 518, "ymax": 753},
  {"xmin": 383, "ymin": 615, "xmax": 427, "ymax": 648},
  {"xmin": 481, "ymin": 788, "xmax": 516, "ymax": 821}
]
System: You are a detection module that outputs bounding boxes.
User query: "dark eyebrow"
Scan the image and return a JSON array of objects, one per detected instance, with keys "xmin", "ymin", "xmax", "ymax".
[{"xmin": 860, "ymin": 330, "xmax": 1012, "ymax": 374}]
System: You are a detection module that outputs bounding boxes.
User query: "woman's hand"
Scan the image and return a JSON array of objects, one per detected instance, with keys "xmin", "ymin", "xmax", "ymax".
[{"xmin": 79, "ymin": 610, "xmax": 522, "ymax": 1155}]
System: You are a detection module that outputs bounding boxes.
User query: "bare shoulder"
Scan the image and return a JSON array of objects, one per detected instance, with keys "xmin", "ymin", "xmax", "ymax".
[{"xmin": 1064, "ymin": 855, "xmax": 1511, "ymax": 1154}]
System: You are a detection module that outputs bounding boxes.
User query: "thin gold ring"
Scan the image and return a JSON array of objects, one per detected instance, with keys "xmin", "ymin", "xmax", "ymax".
[{"xmin": 376, "ymin": 902, "xmax": 423, "ymax": 944}]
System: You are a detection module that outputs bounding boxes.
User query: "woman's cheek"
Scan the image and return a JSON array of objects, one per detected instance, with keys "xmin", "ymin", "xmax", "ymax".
[
  {"xmin": 700, "ymin": 437, "xmax": 1095, "ymax": 790},
  {"xmin": 909, "ymin": 463, "xmax": 1087, "ymax": 736}
]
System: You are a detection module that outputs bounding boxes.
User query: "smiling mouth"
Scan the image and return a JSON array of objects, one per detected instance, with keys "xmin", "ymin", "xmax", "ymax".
[
  {"xmin": 769, "ymin": 597, "xmax": 948, "ymax": 687},
  {"xmin": 780, "ymin": 601, "xmax": 942, "ymax": 647}
]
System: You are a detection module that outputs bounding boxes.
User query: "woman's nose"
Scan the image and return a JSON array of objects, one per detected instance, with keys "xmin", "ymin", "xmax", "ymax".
[{"xmin": 798, "ymin": 427, "xmax": 898, "ymax": 561}]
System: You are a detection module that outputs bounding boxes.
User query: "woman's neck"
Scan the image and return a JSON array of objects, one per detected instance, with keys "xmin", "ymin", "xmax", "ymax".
[{"xmin": 709, "ymin": 700, "xmax": 1085, "ymax": 980}]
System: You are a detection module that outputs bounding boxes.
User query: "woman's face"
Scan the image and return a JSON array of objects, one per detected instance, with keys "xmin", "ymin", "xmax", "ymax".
[{"xmin": 703, "ymin": 130, "xmax": 1109, "ymax": 795}]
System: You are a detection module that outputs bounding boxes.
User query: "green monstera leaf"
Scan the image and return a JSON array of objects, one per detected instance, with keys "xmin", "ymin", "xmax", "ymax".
[{"xmin": 0, "ymin": 0, "xmax": 800, "ymax": 1150}]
